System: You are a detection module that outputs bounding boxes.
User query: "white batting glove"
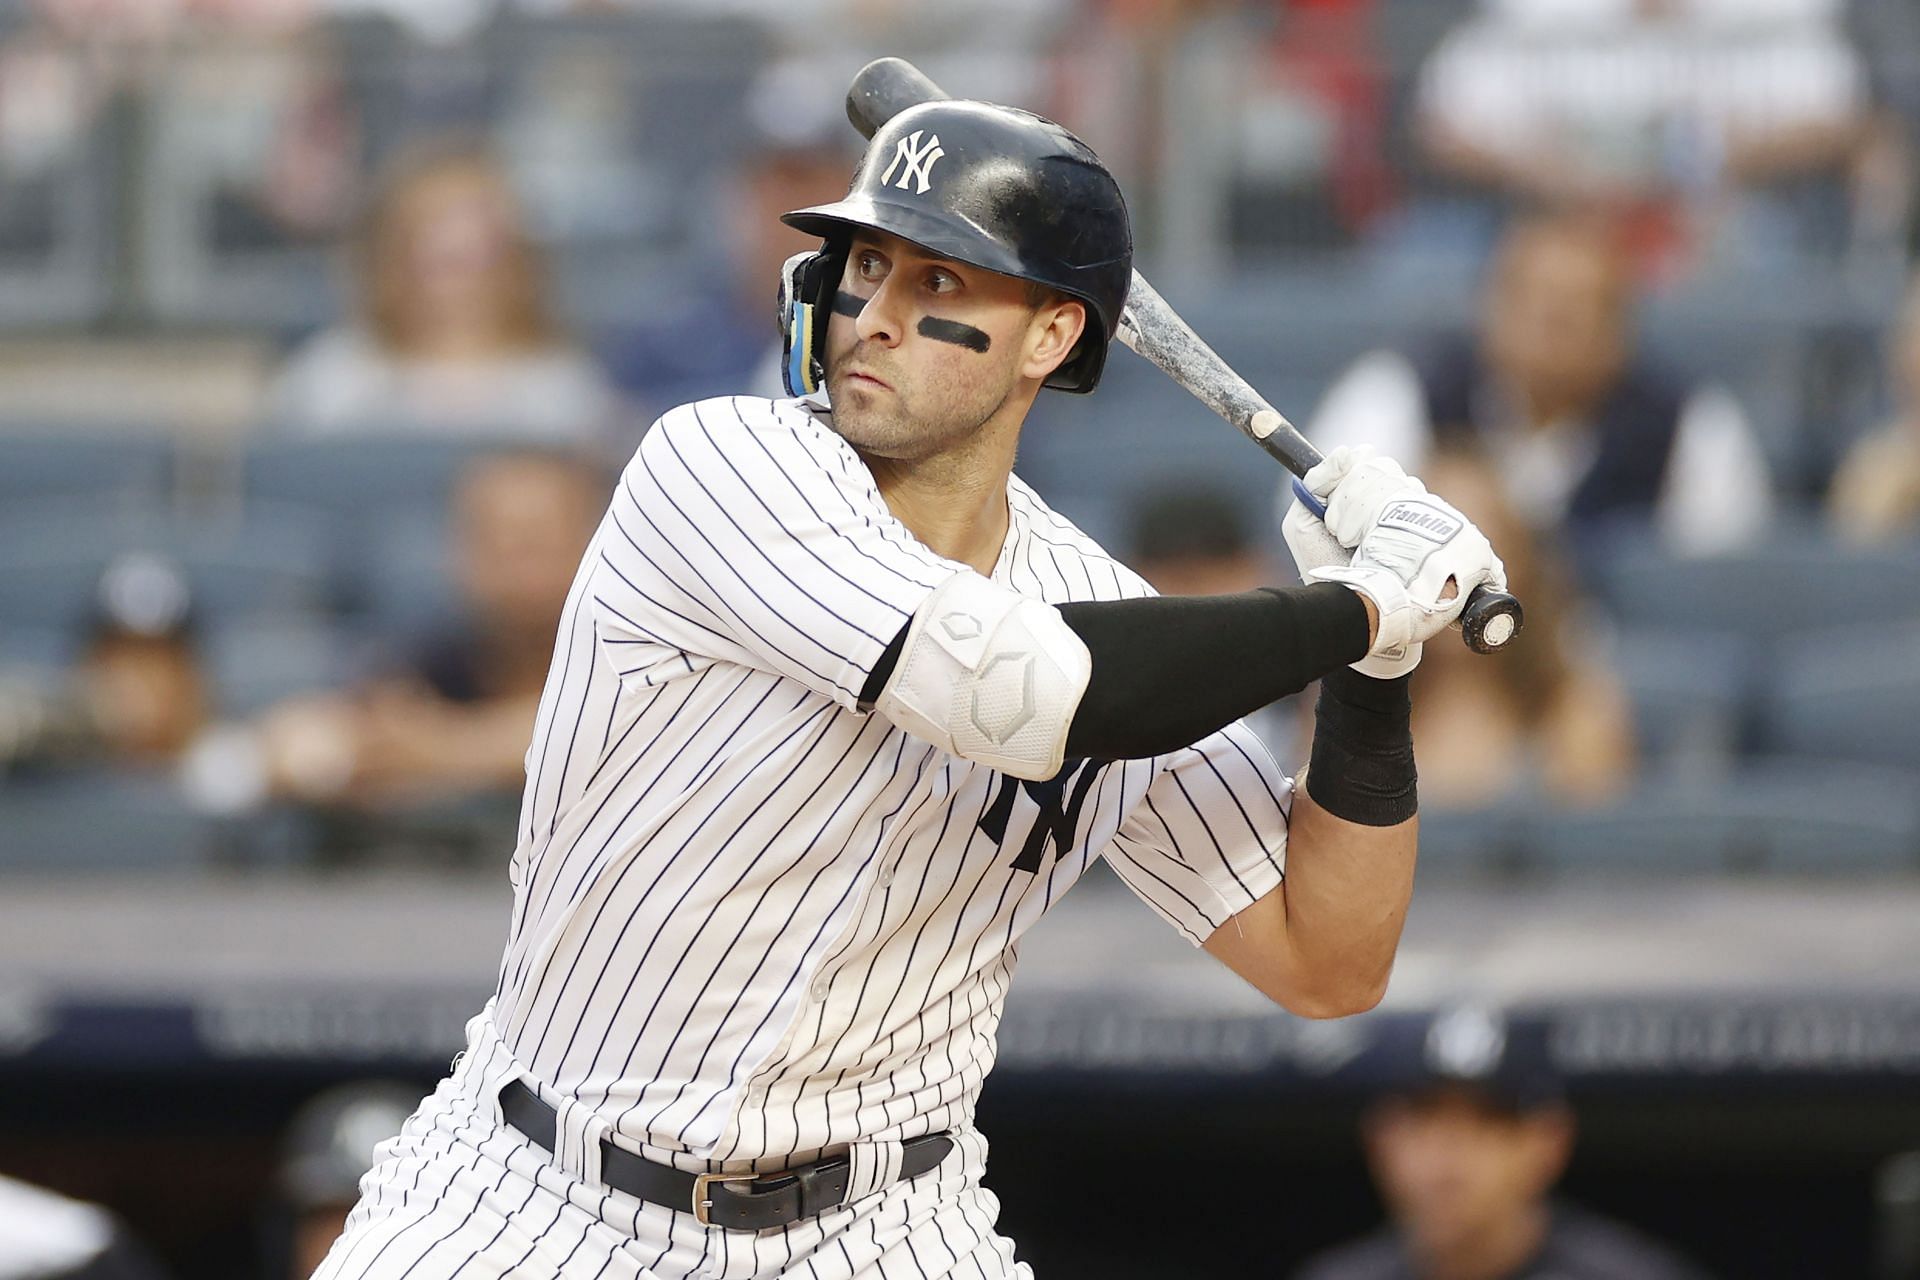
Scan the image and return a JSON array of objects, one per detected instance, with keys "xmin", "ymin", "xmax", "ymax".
[
  {"xmin": 1280, "ymin": 487, "xmax": 1349, "ymax": 579},
  {"xmin": 1283, "ymin": 472, "xmax": 1423, "ymax": 679},
  {"xmin": 1309, "ymin": 492, "xmax": 1507, "ymax": 675},
  {"xmin": 1302, "ymin": 445, "xmax": 1428, "ymax": 550}
]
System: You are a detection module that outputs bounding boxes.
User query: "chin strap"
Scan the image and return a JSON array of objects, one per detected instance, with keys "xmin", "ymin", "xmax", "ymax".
[{"xmin": 776, "ymin": 245, "xmax": 845, "ymax": 397}]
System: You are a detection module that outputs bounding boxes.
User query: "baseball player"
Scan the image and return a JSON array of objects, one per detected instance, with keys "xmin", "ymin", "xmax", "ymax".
[{"xmin": 313, "ymin": 97, "xmax": 1505, "ymax": 1280}]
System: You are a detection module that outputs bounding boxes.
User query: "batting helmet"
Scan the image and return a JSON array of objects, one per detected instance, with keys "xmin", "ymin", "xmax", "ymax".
[{"xmin": 777, "ymin": 99, "xmax": 1132, "ymax": 397}]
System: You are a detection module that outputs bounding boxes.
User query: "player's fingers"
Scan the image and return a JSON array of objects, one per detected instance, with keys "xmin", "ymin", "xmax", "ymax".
[
  {"xmin": 1282, "ymin": 498, "xmax": 1351, "ymax": 579},
  {"xmin": 1302, "ymin": 444, "xmax": 1372, "ymax": 499},
  {"xmin": 1324, "ymin": 468, "xmax": 1424, "ymax": 548}
]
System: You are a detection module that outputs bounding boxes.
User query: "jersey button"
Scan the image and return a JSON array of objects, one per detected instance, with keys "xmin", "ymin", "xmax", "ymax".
[
  {"xmin": 877, "ymin": 866, "xmax": 894, "ymax": 888},
  {"xmin": 811, "ymin": 978, "xmax": 831, "ymax": 1002}
]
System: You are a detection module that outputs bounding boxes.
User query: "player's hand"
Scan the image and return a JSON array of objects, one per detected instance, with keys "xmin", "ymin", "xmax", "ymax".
[
  {"xmin": 1281, "ymin": 482, "xmax": 1351, "ymax": 578},
  {"xmin": 1302, "ymin": 445, "xmax": 1427, "ymax": 550},
  {"xmin": 1309, "ymin": 493, "xmax": 1506, "ymax": 676},
  {"xmin": 1289, "ymin": 498, "xmax": 1421, "ymax": 677},
  {"xmin": 1284, "ymin": 452, "xmax": 1423, "ymax": 678}
]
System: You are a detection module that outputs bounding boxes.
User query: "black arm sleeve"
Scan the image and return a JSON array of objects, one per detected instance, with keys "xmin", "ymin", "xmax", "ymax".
[
  {"xmin": 858, "ymin": 581, "xmax": 1370, "ymax": 760},
  {"xmin": 1059, "ymin": 582, "xmax": 1368, "ymax": 759}
]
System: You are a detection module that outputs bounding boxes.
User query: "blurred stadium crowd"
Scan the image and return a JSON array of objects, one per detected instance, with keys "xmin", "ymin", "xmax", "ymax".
[
  {"xmin": 1, "ymin": 0, "xmax": 1916, "ymax": 871},
  {"xmin": 3, "ymin": 0, "xmax": 1920, "ymax": 1274}
]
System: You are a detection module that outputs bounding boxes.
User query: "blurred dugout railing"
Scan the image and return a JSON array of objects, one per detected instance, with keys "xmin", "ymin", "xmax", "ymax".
[{"xmin": 0, "ymin": 6, "xmax": 1917, "ymax": 874}]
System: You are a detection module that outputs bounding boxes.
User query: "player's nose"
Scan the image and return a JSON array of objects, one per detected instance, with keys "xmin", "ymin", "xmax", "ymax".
[{"xmin": 853, "ymin": 275, "xmax": 906, "ymax": 347}]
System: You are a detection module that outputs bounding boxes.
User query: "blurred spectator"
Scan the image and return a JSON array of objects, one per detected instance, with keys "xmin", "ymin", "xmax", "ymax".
[
  {"xmin": 266, "ymin": 144, "xmax": 623, "ymax": 443},
  {"xmin": 1294, "ymin": 1005, "xmax": 1709, "ymax": 1280},
  {"xmin": 1129, "ymin": 486, "xmax": 1275, "ymax": 598},
  {"xmin": 277, "ymin": 1081, "xmax": 419, "ymax": 1278},
  {"xmin": 604, "ymin": 57, "xmax": 860, "ymax": 407},
  {"xmin": 139, "ymin": 0, "xmax": 357, "ymax": 256},
  {"xmin": 0, "ymin": 1173, "xmax": 172, "ymax": 1280},
  {"xmin": 506, "ymin": 0, "xmax": 1068, "ymax": 44},
  {"xmin": 1308, "ymin": 213, "xmax": 1772, "ymax": 570},
  {"xmin": 255, "ymin": 449, "xmax": 607, "ymax": 809},
  {"xmin": 1128, "ymin": 486, "xmax": 1298, "ymax": 754},
  {"xmin": 1402, "ymin": 454, "xmax": 1635, "ymax": 809},
  {"xmin": 0, "ymin": 553, "xmax": 212, "ymax": 775},
  {"xmin": 1829, "ymin": 274, "xmax": 1920, "ymax": 544},
  {"xmin": 1411, "ymin": 0, "xmax": 1871, "ymax": 280},
  {"xmin": 1224, "ymin": 0, "xmax": 1395, "ymax": 253}
]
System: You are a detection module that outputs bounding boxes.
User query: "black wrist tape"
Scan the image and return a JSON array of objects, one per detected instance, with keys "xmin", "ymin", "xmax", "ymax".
[{"xmin": 1306, "ymin": 666, "xmax": 1416, "ymax": 826}]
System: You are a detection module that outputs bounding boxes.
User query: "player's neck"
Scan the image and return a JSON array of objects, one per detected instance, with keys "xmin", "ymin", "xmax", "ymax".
[{"xmin": 864, "ymin": 427, "xmax": 1017, "ymax": 578}]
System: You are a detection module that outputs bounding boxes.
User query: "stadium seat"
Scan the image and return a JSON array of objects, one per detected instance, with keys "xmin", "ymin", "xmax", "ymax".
[
  {"xmin": 242, "ymin": 437, "xmax": 498, "ymax": 624},
  {"xmin": 242, "ymin": 435, "xmax": 500, "ymax": 516},
  {"xmin": 0, "ymin": 624, "xmax": 69, "ymax": 672},
  {"xmin": 0, "ymin": 503, "xmax": 335, "ymax": 630},
  {"xmin": 1412, "ymin": 804, "xmax": 1535, "ymax": 876},
  {"xmin": 1531, "ymin": 763, "xmax": 1920, "ymax": 874},
  {"xmin": 207, "ymin": 614, "xmax": 357, "ymax": 716},
  {"xmin": 1590, "ymin": 527, "xmax": 1920, "ymax": 639},
  {"xmin": 0, "ymin": 773, "xmax": 215, "ymax": 870},
  {"xmin": 1761, "ymin": 622, "xmax": 1920, "ymax": 772},
  {"xmin": 0, "ymin": 430, "xmax": 173, "ymax": 503},
  {"xmin": 1609, "ymin": 627, "xmax": 1752, "ymax": 766},
  {"xmin": 1530, "ymin": 792, "xmax": 1749, "ymax": 873},
  {"xmin": 1732, "ymin": 757, "xmax": 1920, "ymax": 873},
  {"xmin": 352, "ymin": 507, "xmax": 459, "ymax": 636}
]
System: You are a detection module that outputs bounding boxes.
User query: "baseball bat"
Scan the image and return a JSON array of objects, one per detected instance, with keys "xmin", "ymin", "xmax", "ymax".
[{"xmin": 840, "ymin": 57, "xmax": 1522, "ymax": 654}]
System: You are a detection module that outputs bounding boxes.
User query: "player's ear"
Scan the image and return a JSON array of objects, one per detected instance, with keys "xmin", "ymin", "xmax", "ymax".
[{"xmin": 1022, "ymin": 298, "xmax": 1086, "ymax": 383}]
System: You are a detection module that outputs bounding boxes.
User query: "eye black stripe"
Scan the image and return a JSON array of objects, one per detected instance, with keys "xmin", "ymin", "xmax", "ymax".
[{"xmin": 917, "ymin": 317, "xmax": 991, "ymax": 352}]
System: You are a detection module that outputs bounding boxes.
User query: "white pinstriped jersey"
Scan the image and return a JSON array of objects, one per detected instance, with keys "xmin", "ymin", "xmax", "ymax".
[{"xmin": 490, "ymin": 393, "xmax": 1294, "ymax": 1168}]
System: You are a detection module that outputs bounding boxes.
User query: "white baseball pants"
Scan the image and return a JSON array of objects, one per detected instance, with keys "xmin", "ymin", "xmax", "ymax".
[{"xmin": 309, "ymin": 1008, "xmax": 1031, "ymax": 1280}]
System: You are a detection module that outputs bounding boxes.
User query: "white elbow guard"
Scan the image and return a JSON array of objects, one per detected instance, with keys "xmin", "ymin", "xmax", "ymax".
[{"xmin": 876, "ymin": 571, "xmax": 1092, "ymax": 782}]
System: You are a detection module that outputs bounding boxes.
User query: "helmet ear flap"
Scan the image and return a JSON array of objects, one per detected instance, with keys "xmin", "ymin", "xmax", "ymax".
[{"xmin": 776, "ymin": 244, "xmax": 847, "ymax": 397}]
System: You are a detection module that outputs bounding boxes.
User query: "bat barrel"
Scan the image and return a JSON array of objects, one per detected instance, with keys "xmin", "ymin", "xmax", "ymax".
[{"xmin": 845, "ymin": 58, "xmax": 950, "ymax": 138}]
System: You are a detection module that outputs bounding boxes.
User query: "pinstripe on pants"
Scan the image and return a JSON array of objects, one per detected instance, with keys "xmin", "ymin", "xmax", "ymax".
[{"xmin": 311, "ymin": 1009, "xmax": 1030, "ymax": 1280}]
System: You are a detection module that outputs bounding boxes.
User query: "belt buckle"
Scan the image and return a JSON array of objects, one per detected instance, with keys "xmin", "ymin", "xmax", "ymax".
[{"xmin": 692, "ymin": 1171, "xmax": 761, "ymax": 1227}]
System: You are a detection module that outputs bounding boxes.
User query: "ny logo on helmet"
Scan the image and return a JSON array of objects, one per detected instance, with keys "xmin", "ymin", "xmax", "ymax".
[{"xmin": 879, "ymin": 130, "xmax": 945, "ymax": 195}]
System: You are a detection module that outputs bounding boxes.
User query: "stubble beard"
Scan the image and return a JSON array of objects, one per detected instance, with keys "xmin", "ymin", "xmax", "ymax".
[{"xmin": 826, "ymin": 356, "xmax": 1014, "ymax": 465}]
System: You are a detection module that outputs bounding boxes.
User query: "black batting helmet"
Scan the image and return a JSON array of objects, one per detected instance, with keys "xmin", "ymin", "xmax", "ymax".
[{"xmin": 780, "ymin": 99, "xmax": 1132, "ymax": 395}]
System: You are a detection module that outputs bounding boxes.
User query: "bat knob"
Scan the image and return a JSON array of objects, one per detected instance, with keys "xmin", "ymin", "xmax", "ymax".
[{"xmin": 1460, "ymin": 586, "xmax": 1524, "ymax": 654}]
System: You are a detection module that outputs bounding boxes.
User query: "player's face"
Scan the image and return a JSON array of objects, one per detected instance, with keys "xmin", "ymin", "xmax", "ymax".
[
  {"xmin": 822, "ymin": 230, "xmax": 1083, "ymax": 461},
  {"xmin": 1484, "ymin": 227, "xmax": 1627, "ymax": 406},
  {"xmin": 1363, "ymin": 1089, "xmax": 1571, "ymax": 1259},
  {"xmin": 454, "ymin": 456, "xmax": 603, "ymax": 637}
]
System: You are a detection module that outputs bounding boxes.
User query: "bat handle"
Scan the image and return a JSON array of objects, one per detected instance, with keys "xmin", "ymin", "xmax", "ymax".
[{"xmin": 1290, "ymin": 480, "xmax": 1523, "ymax": 656}]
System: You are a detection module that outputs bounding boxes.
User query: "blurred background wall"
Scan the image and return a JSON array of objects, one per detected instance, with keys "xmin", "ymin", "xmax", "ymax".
[{"xmin": 1, "ymin": 0, "xmax": 1919, "ymax": 1276}]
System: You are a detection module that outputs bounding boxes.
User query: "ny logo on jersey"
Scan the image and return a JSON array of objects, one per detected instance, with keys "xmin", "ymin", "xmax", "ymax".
[
  {"xmin": 879, "ymin": 130, "xmax": 945, "ymax": 195},
  {"xmin": 979, "ymin": 758, "xmax": 1106, "ymax": 875}
]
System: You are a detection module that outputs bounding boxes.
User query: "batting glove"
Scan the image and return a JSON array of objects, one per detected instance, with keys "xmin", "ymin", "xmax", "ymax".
[
  {"xmin": 1309, "ymin": 492, "xmax": 1506, "ymax": 676},
  {"xmin": 1302, "ymin": 445, "xmax": 1428, "ymax": 550},
  {"xmin": 1283, "ymin": 467, "xmax": 1421, "ymax": 679}
]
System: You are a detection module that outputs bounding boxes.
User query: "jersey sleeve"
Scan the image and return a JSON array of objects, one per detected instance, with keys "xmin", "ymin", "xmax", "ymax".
[
  {"xmin": 587, "ymin": 397, "xmax": 961, "ymax": 709},
  {"xmin": 1104, "ymin": 720, "xmax": 1294, "ymax": 946}
]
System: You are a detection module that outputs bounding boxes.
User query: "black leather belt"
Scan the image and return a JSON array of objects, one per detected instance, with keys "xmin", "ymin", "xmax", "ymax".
[{"xmin": 497, "ymin": 1078, "xmax": 953, "ymax": 1230}]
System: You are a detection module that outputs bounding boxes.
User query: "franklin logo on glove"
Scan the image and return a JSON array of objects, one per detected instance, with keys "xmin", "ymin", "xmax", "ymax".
[{"xmin": 1376, "ymin": 501, "xmax": 1463, "ymax": 545}]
